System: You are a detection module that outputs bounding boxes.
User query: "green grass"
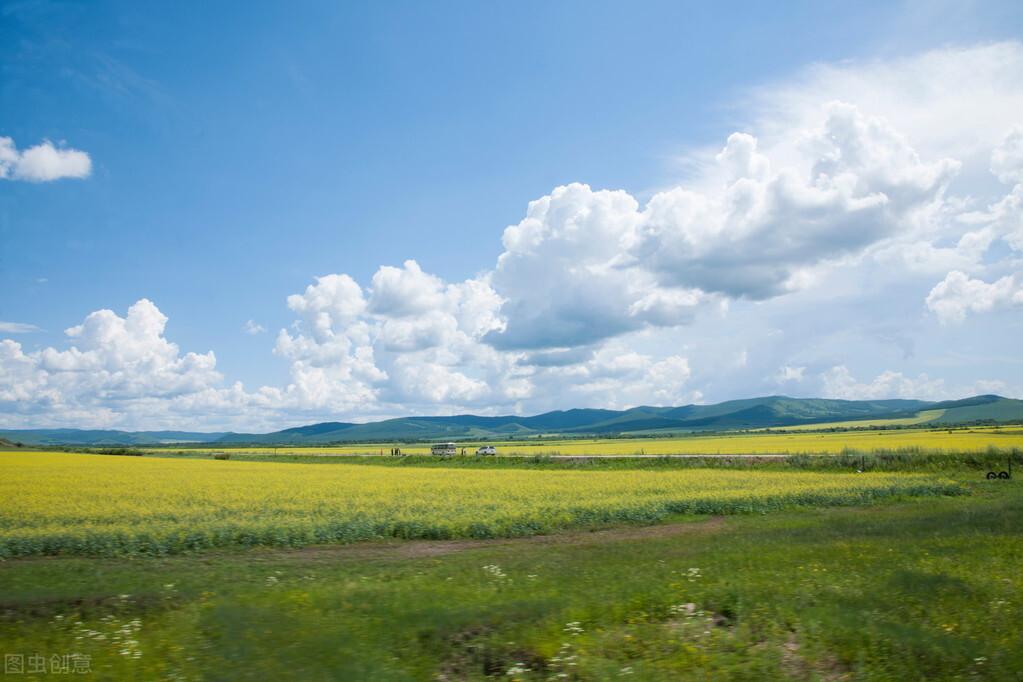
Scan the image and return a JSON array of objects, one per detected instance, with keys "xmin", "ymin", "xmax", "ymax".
[
  {"xmin": 930, "ymin": 398, "xmax": 1023, "ymax": 424},
  {"xmin": 754, "ymin": 408, "xmax": 947, "ymax": 430},
  {"xmin": 1, "ymin": 474, "xmax": 1019, "ymax": 680}
]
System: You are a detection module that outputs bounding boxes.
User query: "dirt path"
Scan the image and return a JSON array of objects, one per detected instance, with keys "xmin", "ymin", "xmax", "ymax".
[
  {"xmin": 3, "ymin": 517, "xmax": 728, "ymax": 567},
  {"xmin": 269, "ymin": 515, "xmax": 728, "ymax": 562}
]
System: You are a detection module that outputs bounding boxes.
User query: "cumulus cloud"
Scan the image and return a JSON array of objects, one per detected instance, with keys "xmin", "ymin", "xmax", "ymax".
[
  {"xmin": 0, "ymin": 300, "xmax": 224, "ymax": 427},
  {"xmin": 0, "ymin": 136, "xmax": 91, "ymax": 181},
  {"xmin": 486, "ymin": 184, "xmax": 670, "ymax": 349},
  {"xmin": 991, "ymin": 127, "xmax": 1023, "ymax": 184},
  {"xmin": 523, "ymin": 344, "xmax": 697, "ymax": 411},
  {"xmin": 274, "ymin": 260, "xmax": 514, "ymax": 415},
  {"xmin": 819, "ymin": 366, "xmax": 1009, "ymax": 402},
  {"xmin": 745, "ymin": 43, "xmax": 1023, "ymax": 279},
  {"xmin": 634, "ymin": 108, "xmax": 956, "ymax": 299},
  {"xmin": 0, "ymin": 300, "xmax": 295, "ymax": 430},
  {"xmin": 957, "ymin": 129, "xmax": 1023, "ymax": 254},
  {"xmin": 821, "ymin": 366, "xmax": 947, "ymax": 401},
  {"xmin": 368, "ymin": 260, "xmax": 447, "ymax": 317},
  {"xmin": 271, "ymin": 255, "xmax": 706, "ymax": 416},
  {"xmin": 243, "ymin": 320, "xmax": 266, "ymax": 335},
  {"xmin": 749, "ymin": 42, "xmax": 1023, "ymax": 167},
  {"xmin": 485, "ymin": 100, "xmax": 955, "ymax": 349},
  {"xmin": 926, "ymin": 271, "xmax": 1023, "ymax": 323}
]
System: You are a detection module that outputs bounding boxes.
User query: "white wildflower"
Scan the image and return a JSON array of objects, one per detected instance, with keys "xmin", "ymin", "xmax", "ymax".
[
  {"xmin": 563, "ymin": 621, "xmax": 584, "ymax": 635},
  {"xmin": 482, "ymin": 564, "xmax": 509, "ymax": 581},
  {"xmin": 506, "ymin": 662, "xmax": 530, "ymax": 675}
]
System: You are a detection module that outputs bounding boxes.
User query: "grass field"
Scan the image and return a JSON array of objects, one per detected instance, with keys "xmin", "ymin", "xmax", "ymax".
[
  {"xmin": 140, "ymin": 424, "xmax": 1023, "ymax": 457},
  {"xmin": 0, "ymin": 451, "xmax": 965, "ymax": 558},
  {"xmin": 751, "ymin": 408, "xmax": 947, "ymax": 431},
  {"xmin": 0, "ymin": 457, "xmax": 1018, "ymax": 680}
]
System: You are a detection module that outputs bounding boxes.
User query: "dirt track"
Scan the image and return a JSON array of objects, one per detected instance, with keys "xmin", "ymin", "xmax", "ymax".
[{"xmin": 261, "ymin": 515, "xmax": 728, "ymax": 562}]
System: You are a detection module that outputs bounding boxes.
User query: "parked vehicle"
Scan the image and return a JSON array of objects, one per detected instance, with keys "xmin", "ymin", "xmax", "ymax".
[
  {"xmin": 430, "ymin": 442, "xmax": 457, "ymax": 456},
  {"xmin": 475, "ymin": 445, "xmax": 497, "ymax": 456}
]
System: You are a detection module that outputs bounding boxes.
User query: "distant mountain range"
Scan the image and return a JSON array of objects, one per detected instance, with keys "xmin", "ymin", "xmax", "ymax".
[{"xmin": 3, "ymin": 394, "xmax": 1021, "ymax": 446}]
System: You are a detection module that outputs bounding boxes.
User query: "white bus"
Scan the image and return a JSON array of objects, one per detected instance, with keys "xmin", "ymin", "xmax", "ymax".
[{"xmin": 430, "ymin": 442, "xmax": 457, "ymax": 456}]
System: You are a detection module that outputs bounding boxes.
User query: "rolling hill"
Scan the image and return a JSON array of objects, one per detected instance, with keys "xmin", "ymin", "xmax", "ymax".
[
  {"xmin": 2, "ymin": 394, "xmax": 1021, "ymax": 446},
  {"xmin": 914, "ymin": 395, "xmax": 1023, "ymax": 424},
  {"xmin": 0, "ymin": 429, "xmax": 231, "ymax": 447}
]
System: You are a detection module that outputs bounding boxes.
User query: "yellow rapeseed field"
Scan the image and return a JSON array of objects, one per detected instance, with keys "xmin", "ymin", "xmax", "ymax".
[
  {"xmin": 0, "ymin": 451, "xmax": 962, "ymax": 557},
  {"xmin": 149, "ymin": 425, "xmax": 1023, "ymax": 456}
]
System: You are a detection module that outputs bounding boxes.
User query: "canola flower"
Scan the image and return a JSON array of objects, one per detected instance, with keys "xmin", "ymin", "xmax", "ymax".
[
  {"xmin": 0, "ymin": 451, "xmax": 963, "ymax": 558},
  {"xmin": 146, "ymin": 425, "xmax": 1023, "ymax": 457}
]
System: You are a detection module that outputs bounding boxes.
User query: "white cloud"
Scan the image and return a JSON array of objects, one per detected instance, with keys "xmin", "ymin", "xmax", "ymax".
[
  {"xmin": 487, "ymin": 183, "xmax": 663, "ymax": 349},
  {"xmin": 990, "ymin": 126, "xmax": 1023, "ymax": 185},
  {"xmin": 286, "ymin": 273, "xmax": 368, "ymax": 339},
  {"xmin": 748, "ymin": 43, "xmax": 1023, "ymax": 169},
  {"xmin": 632, "ymin": 106, "xmax": 957, "ymax": 299},
  {"xmin": 274, "ymin": 260, "xmax": 513, "ymax": 414},
  {"xmin": 645, "ymin": 356, "xmax": 695, "ymax": 405},
  {"xmin": 776, "ymin": 365, "xmax": 805, "ymax": 383},
  {"xmin": 0, "ymin": 301, "xmax": 294, "ymax": 430},
  {"xmin": 368, "ymin": 260, "xmax": 447, "ymax": 317},
  {"xmin": 873, "ymin": 223, "xmax": 997, "ymax": 275},
  {"xmin": 0, "ymin": 322, "xmax": 40, "ymax": 334},
  {"xmin": 0, "ymin": 300, "xmax": 228, "ymax": 427},
  {"xmin": 485, "ymin": 100, "xmax": 955, "ymax": 349},
  {"xmin": 0, "ymin": 136, "xmax": 91, "ymax": 182},
  {"xmin": 525, "ymin": 344, "xmax": 697, "ymax": 411},
  {"xmin": 963, "ymin": 129, "xmax": 1023, "ymax": 253},
  {"xmin": 819, "ymin": 365, "xmax": 1010, "ymax": 402},
  {"xmin": 925, "ymin": 271, "xmax": 1023, "ymax": 323},
  {"xmin": 272, "ymin": 255, "xmax": 705, "ymax": 416},
  {"xmin": 821, "ymin": 366, "xmax": 947, "ymax": 401},
  {"xmin": 627, "ymin": 288, "xmax": 705, "ymax": 327},
  {"xmin": 243, "ymin": 320, "xmax": 266, "ymax": 335},
  {"xmin": 390, "ymin": 358, "xmax": 489, "ymax": 405}
]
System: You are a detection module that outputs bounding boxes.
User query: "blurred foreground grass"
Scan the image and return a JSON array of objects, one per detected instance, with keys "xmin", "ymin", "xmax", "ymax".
[{"xmin": 1, "ymin": 474, "xmax": 1019, "ymax": 680}]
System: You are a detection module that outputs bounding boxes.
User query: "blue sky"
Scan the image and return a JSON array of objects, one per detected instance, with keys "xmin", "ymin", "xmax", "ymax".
[{"xmin": 2, "ymin": 1, "xmax": 1022, "ymax": 430}]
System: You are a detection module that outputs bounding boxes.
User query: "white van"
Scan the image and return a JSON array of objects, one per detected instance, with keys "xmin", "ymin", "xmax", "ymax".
[{"xmin": 475, "ymin": 445, "xmax": 496, "ymax": 456}]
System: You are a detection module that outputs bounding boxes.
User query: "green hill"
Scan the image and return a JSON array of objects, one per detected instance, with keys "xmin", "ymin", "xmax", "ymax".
[
  {"xmin": 918, "ymin": 396, "xmax": 1023, "ymax": 424},
  {"xmin": 3, "ymin": 395, "xmax": 1019, "ymax": 446}
]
